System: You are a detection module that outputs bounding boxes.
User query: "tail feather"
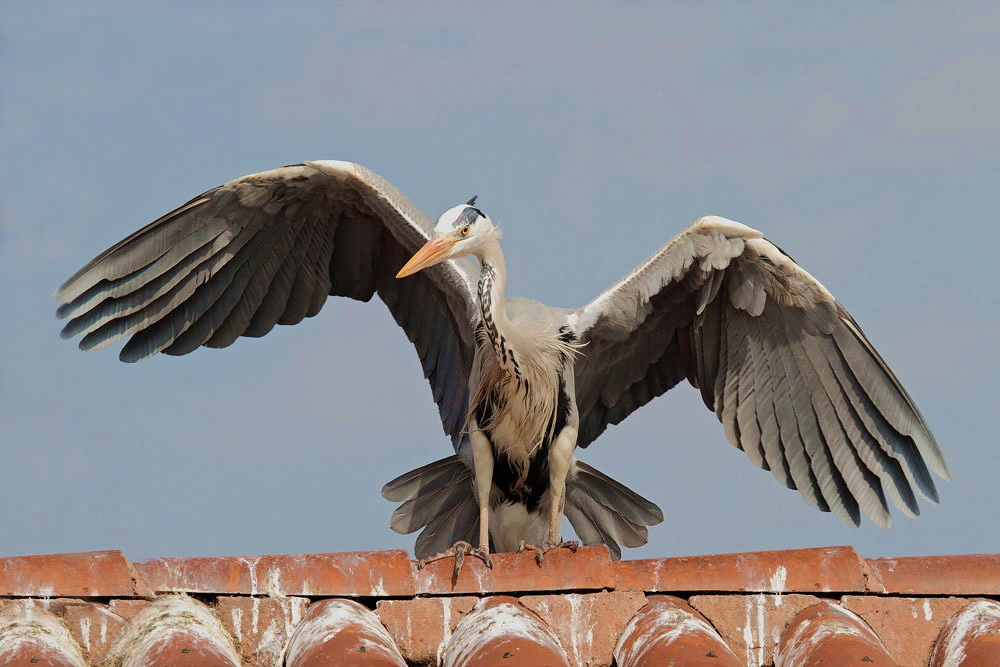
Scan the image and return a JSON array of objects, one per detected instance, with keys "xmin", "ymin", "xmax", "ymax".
[
  {"xmin": 414, "ymin": 490, "xmax": 479, "ymax": 559},
  {"xmin": 391, "ymin": 474, "xmax": 471, "ymax": 534},
  {"xmin": 572, "ymin": 460, "xmax": 664, "ymax": 525},
  {"xmin": 383, "ymin": 454, "xmax": 480, "ymax": 559},
  {"xmin": 381, "ymin": 455, "xmax": 468, "ymax": 502},
  {"xmin": 564, "ymin": 460, "xmax": 663, "ymax": 560},
  {"xmin": 564, "ymin": 494, "xmax": 624, "ymax": 560},
  {"xmin": 383, "ymin": 455, "xmax": 662, "ymax": 561}
]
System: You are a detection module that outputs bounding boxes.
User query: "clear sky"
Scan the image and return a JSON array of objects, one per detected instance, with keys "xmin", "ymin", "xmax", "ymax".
[{"xmin": 2, "ymin": 2, "xmax": 997, "ymax": 561}]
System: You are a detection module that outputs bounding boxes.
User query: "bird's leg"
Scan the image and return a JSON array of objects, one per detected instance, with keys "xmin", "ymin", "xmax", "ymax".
[
  {"xmin": 470, "ymin": 428, "xmax": 494, "ymax": 567},
  {"xmin": 418, "ymin": 430, "xmax": 494, "ymax": 576},
  {"xmin": 518, "ymin": 426, "xmax": 580, "ymax": 566}
]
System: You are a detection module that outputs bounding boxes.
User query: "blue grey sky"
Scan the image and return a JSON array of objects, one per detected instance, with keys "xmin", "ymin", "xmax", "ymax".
[{"xmin": 2, "ymin": 3, "xmax": 998, "ymax": 560}]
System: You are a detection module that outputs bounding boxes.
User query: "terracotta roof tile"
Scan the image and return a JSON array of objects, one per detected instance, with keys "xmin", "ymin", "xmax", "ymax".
[
  {"xmin": 216, "ymin": 595, "xmax": 309, "ymax": 666},
  {"xmin": 614, "ymin": 595, "xmax": 740, "ymax": 666},
  {"xmin": 519, "ymin": 590, "xmax": 647, "ymax": 666},
  {"xmin": 688, "ymin": 593, "xmax": 824, "ymax": 666},
  {"xmin": 930, "ymin": 599, "xmax": 1000, "ymax": 667},
  {"xmin": 443, "ymin": 597, "xmax": 569, "ymax": 667},
  {"xmin": 0, "ymin": 550, "xmax": 151, "ymax": 598},
  {"xmin": 614, "ymin": 545, "xmax": 879, "ymax": 594},
  {"xmin": 0, "ymin": 546, "xmax": 997, "ymax": 666},
  {"xmin": 842, "ymin": 595, "xmax": 972, "ymax": 667},
  {"xmin": 869, "ymin": 554, "xmax": 1000, "ymax": 595},
  {"xmin": 415, "ymin": 545, "xmax": 614, "ymax": 595},
  {"xmin": 284, "ymin": 599, "xmax": 406, "ymax": 667},
  {"xmin": 775, "ymin": 602, "xmax": 896, "ymax": 666},
  {"xmin": 55, "ymin": 600, "xmax": 127, "ymax": 665},
  {"xmin": 0, "ymin": 601, "xmax": 87, "ymax": 667},
  {"xmin": 376, "ymin": 596, "xmax": 478, "ymax": 666},
  {"xmin": 135, "ymin": 550, "xmax": 414, "ymax": 597},
  {"xmin": 104, "ymin": 595, "xmax": 240, "ymax": 667}
]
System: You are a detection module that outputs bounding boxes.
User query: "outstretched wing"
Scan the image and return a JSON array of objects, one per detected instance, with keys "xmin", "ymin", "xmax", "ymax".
[
  {"xmin": 570, "ymin": 216, "xmax": 950, "ymax": 528},
  {"xmin": 55, "ymin": 160, "xmax": 479, "ymax": 447}
]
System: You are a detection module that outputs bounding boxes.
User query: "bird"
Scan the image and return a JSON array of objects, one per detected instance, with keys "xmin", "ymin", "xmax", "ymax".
[{"xmin": 55, "ymin": 159, "xmax": 950, "ymax": 569}]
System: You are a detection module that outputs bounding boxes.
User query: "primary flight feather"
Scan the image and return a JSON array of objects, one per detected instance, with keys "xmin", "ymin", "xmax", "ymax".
[{"xmin": 56, "ymin": 160, "xmax": 950, "ymax": 565}]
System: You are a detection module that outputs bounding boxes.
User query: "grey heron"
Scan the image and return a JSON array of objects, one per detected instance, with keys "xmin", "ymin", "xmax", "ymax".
[{"xmin": 55, "ymin": 160, "xmax": 950, "ymax": 568}]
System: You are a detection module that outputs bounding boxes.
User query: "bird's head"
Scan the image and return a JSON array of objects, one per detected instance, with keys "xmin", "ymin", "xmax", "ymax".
[{"xmin": 396, "ymin": 196, "xmax": 496, "ymax": 278}]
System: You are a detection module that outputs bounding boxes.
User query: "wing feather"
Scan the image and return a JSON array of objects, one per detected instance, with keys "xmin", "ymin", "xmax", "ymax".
[
  {"xmin": 56, "ymin": 161, "xmax": 480, "ymax": 447},
  {"xmin": 572, "ymin": 215, "xmax": 947, "ymax": 527}
]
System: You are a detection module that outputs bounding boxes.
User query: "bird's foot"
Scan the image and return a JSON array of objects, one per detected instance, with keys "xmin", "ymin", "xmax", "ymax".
[
  {"xmin": 417, "ymin": 541, "xmax": 492, "ymax": 576},
  {"xmin": 518, "ymin": 539, "xmax": 579, "ymax": 566}
]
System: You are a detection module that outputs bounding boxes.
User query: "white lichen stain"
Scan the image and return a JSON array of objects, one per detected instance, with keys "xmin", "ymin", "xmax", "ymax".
[
  {"xmin": 231, "ymin": 607, "xmax": 244, "ymax": 642},
  {"xmin": 923, "ymin": 599, "xmax": 933, "ymax": 622},
  {"xmin": 436, "ymin": 597, "xmax": 453, "ymax": 666},
  {"xmin": 770, "ymin": 566, "xmax": 787, "ymax": 606},
  {"xmin": 238, "ymin": 557, "xmax": 261, "ymax": 596},
  {"xmin": 78, "ymin": 616, "xmax": 91, "ymax": 652},
  {"xmin": 566, "ymin": 594, "xmax": 583, "ymax": 666},
  {"xmin": 289, "ymin": 598, "xmax": 307, "ymax": 628},
  {"xmin": 255, "ymin": 620, "xmax": 282, "ymax": 666},
  {"xmin": 263, "ymin": 567, "xmax": 285, "ymax": 598},
  {"xmin": 743, "ymin": 594, "xmax": 768, "ymax": 667}
]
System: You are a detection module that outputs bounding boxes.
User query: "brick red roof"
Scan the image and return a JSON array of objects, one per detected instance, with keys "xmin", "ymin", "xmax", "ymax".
[{"xmin": 0, "ymin": 546, "xmax": 997, "ymax": 666}]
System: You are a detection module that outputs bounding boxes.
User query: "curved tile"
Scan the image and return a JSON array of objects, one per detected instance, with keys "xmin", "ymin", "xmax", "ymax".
[
  {"xmin": 614, "ymin": 595, "xmax": 739, "ymax": 667},
  {"xmin": 775, "ymin": 601, "xmax": 896, "ymax": 666},
  {"xmin": 104, "ymin": 594, "xmax": 240, "ymax": 667},
  {"xmin": 930, "ymin": 598, "xmax": 1000, "ymax": 667},
  {"xmin": 443, "ymin": 596, "xmax": 569, "ymax": 667},
  {"xmin": 0, "ymin": 601, "xmax": 87, "ymax": 667},
  {"xmin": 284, "ymin": 598, "xmax": 405, "ymax": 666}
]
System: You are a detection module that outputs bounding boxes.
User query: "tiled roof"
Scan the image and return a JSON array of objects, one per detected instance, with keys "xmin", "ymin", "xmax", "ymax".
[{"xmin": 0, "ymin": 547, "xmax": 997, "ymax": 666}]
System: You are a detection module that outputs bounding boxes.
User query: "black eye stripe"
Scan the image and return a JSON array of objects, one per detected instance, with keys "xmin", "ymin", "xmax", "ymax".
[{"xmin": 452, "ymin": 206, "xmax": 482, "ymax": 229}]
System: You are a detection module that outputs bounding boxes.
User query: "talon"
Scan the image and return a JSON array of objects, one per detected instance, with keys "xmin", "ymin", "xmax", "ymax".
[
  {"xmin": 518, "ymin": 539, "xmax": 580, "ymax": 566},
  {"xmin": 416, "ymin": 541, "xmax": 491, "ymax": 577}
]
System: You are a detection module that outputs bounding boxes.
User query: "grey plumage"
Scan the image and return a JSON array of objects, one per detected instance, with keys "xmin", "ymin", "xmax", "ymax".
[{"xmin": 56, "ymin": 161, "xmax": 949, "ymax": 562}]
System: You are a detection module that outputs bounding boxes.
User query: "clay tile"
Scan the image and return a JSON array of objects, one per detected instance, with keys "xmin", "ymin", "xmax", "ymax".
[
  {"xmin": 775, "ymin": 601, "xmax": 896, "ymax": 666},
  {"xmin": 868, "ymin": 554, "xmax": 1000, "ymax": 595},
  {"xmin": 614, "ymin": 546, "xmax": 876, "ymax": 594},
  {"xmin": 930, "ymin": 598, "xmax": 1000, "ymax": 667},
  {"xmin": 443, "ymin": 596, "xmax": 569, "ymax": 667},
  {"xmin": 0, "ymin": 550, "xmax": 152, "ymax": 598},
  {"xmin": 105, "ymin": 594, "xmax": 240, "ymax": 667},
  {"xmin": 519, "ymin": 591, "xmax": 648, "ymax": 667},
  {"xmin": 0, "ymin": 600, "xmax": 87, "ymax": 667},
  {"xmin": 376, "ymin": 596, "xmax": 479, "ymax": 666},
  {"xmin": 135, "ymin": 549, "xmax": 414, "ymax": 597},
  {"xmin": 415, "ymin": 545, "xmax": 613, "ymax": 595},
  {"xmin": 284, "ymin": 598, "xmax": 406, "ymax": 667},
  {"xmin": 56, "ymin": 600, "xmax": 129, "ymax": 665},
  {"xmin": 216, "ymin": 596, "xmax": 310, "ymax": 666},
  {"xmin": 614, "ymin": 595, "xmax": 740, "ymax": 667}
]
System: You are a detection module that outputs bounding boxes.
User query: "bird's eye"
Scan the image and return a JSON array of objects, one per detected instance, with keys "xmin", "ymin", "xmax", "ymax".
[{"xmin": 460, "ymin": 225, "xmax": 471, "ymax": 237}]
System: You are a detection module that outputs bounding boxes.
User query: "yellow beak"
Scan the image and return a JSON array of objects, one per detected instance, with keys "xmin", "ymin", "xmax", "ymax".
[{"xmin": 396, "ymin": 234, "xmax": 455, "ymax": 278}]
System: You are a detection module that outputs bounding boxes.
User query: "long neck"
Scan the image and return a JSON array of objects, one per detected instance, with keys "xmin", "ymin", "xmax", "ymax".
[{"xmin": 476, "ymin": 237, "xmax": 519, "ymax": 374}]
